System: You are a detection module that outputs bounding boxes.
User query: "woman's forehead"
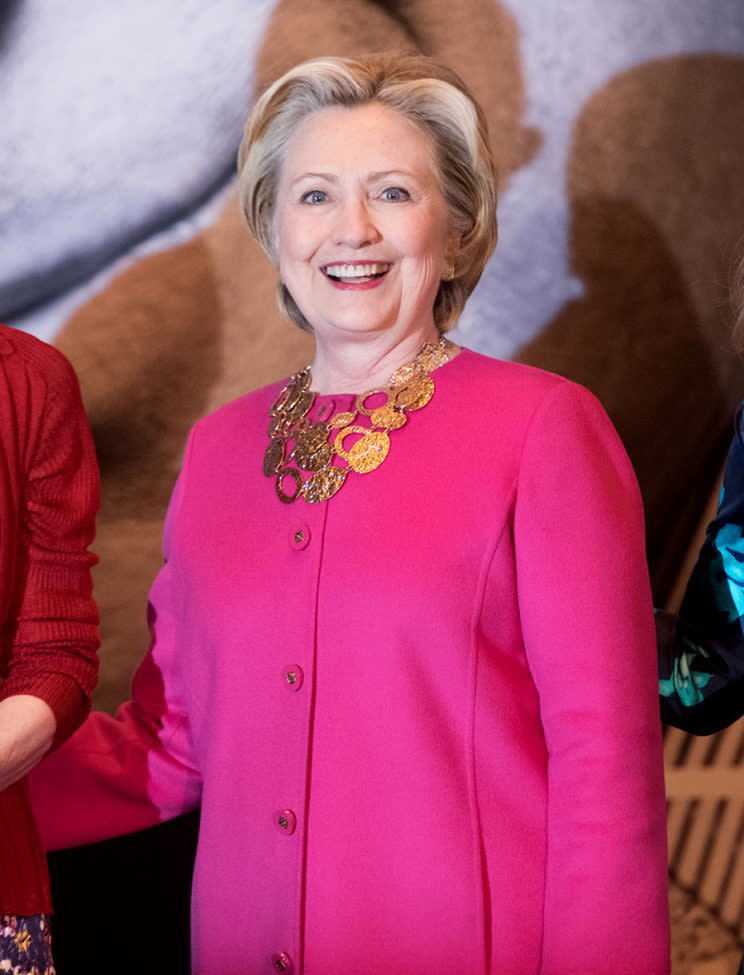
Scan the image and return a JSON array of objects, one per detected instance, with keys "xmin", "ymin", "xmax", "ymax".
[{"xmin": 280, "ymin": 103, "xmax": 438, "ymax": 178}]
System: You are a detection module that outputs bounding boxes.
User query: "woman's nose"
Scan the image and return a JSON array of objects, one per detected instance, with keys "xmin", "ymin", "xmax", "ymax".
[{"xmin": 333, "ymin": 199, "xmax": 381, "ymax": 248}]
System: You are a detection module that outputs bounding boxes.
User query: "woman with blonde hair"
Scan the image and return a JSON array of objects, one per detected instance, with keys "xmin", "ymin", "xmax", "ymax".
[{"xmin": 31, "ymin": 53, "xmax": 669, "ymax": 974}]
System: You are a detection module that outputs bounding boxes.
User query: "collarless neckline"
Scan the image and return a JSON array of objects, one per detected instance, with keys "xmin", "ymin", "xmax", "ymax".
[{"xmin": 307, "ymin": 345, "xmax": 469, "ymax": 401}]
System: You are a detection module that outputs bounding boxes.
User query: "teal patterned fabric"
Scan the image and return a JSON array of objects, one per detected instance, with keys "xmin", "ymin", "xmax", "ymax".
[{"xmin": 659, "ymin": 408, "xmax": 744, "ymax": 733}]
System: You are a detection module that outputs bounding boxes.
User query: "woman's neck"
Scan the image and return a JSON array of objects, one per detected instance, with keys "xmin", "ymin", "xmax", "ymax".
[{"xmin": 309, "ymin": 325, "xmax": 443, "ymax": 394}]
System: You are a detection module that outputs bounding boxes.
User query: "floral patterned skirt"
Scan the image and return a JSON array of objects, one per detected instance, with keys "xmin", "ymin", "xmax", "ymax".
[{"xmin": 0, "ymin": 915, "xmax": 54, "ymax": 975}]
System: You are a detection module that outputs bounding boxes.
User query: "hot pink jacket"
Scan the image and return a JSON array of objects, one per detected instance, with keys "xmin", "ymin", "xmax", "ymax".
[{"xmin": 30, "ymin": 349, "xmax": 670, "ymax": 974}]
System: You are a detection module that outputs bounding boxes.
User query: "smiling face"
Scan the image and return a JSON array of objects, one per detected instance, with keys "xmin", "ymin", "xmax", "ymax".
[{"xmin": 274, "ymin": 102, "xmax": 454, "ymax": 345}]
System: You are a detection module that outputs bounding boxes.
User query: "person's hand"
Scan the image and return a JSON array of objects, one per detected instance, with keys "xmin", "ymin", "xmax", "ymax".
[{"xmin": 0, "ymin": 695, "xmax": 56, "ymax": 791}]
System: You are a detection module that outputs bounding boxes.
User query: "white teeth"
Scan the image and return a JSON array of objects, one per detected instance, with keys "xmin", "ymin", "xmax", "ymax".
[{"xmin": 324, "ymin": 263, "xmax": 389, "ymax": 279}]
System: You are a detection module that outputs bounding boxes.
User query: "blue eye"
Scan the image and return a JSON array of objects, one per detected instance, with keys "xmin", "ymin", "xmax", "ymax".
[
  {"xmin": 301, "ymin": 190, "xmax": 327, "ymax": 205},
  {"xmin": 381, "ymin": 187, "xmax": 410, "ymax": 202}
]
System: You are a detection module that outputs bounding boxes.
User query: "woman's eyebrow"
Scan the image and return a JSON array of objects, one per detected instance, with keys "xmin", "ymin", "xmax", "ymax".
[
  {"xmin": 290, "ymin": 169, "xmax": 424, "ymax": 187},
  {"xmin": 291, "ymin": 172, "xmax": 336, "ymax": 186},
  {"xmin": 367, "ymin": 169, "xmax": 419, "ymax": 181}
]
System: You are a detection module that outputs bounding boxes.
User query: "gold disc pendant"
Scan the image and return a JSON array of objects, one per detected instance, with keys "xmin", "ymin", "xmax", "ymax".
[
  {"xmin": 295, "ymin": 440, "xmax": 333, "ymax": 471},
  {"xmin": 287, "ymin": 390, "xmax": 314, "ymax": 422},
  {"xmin": 415, "ymin": 342, "xmax": 451, "ymax": 372},
  {"xmin": 275, "ymin": 466, "xmax": 303, "ymax": 504},
  {"xmin": 355, "ymin": 387, "xmax": 395, "ymax": 416},
  {"xmin": 294, "ymin": 423, "xmax": 333, "ymax": 470},
  {"xmin": 263, "ymin": 438, "xmax": 286, "ymax": 476},
  {"xmin": 329, "ymin": 411, "xmax": 357, "ymax": 429},
  {"xmin": 396, "ymin": 372, "xmax": 434, "ymax": 411},
  {"xmin": 274, "ymin": 370, "xmax": 310, "ymax": 415},
  {"xmin": 347, "ymin": 430, "xmax": 390, "ymax": 473},
  {"xmin": 299, "ymin": 421, "xmax": 331, "ymax": 445},
  {"xmin": 370, "ymin": 404, "xmax": 407, "ymax": 430},
  {"xmin": 303, "ymin": 465, "xmax": 347, "ymax": 503},
  {"xmin": 390, "ymin": 362, "xmax": 419, "ymax": 386},
  {"xmin": 268, "ymin": 413, "xmax": 290, "ymax": 438}
]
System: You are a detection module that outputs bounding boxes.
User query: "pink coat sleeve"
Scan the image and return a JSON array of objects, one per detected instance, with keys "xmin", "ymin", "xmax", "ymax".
[
  {"xmin": 513, "ymin": 382, "xmax": 670, "ymax": 974},
  {"xmin": 28, "ymin": 431, "xmax": 202, "ymax": 849}
]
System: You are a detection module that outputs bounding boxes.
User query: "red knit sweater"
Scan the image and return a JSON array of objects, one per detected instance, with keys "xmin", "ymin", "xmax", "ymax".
[{"xmin": 0, "ymin": 325, "xmax": 99, "ymax": 915}]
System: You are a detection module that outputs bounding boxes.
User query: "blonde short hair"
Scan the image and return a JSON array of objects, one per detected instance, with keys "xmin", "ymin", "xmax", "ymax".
[{"xmin": 237, "ymin": 52, "xmax": 498, "ymax": 332}]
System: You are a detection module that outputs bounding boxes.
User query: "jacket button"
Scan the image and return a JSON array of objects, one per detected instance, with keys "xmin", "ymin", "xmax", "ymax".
[
  {"xmin": 271, "ymin": 952, "xmax": 293, "ymax": 973},
  {"xmin": 290, "ymin": 525, "xmax": 310, "ymax": 550},
  {"xmin": 274, "ymin": 809, "xmax": 297, "ymax": 835},
  {"xmin": 283, "ymin": 665, "xmax": 303, "ymax": 691},
  {"xmin": 316, "ymin": 399, "xmax": 335, "ymax": 420}
]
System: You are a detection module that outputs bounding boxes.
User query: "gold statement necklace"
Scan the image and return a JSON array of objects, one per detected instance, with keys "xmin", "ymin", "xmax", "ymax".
[{"xmin": 263, "ymin": 336, "xmax": 454, "ymax": 504}]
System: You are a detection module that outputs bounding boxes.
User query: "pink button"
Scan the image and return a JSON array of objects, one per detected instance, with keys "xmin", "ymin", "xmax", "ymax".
[
  {"xmin": 274, "ymin": 809, "xmax": 297, "ymax": 835},
  {"xmin": 271, "ymin": 952, "xmax": 293, "ymax": 973},
  {"xmin": 283, "ymin": 665, "xmax": 303, "ymax": 691},
  {"xmin": 316, "ymin": 399, "xmax": 335, "ymax": 421},
  {"xmin": 289, "ymin": 525, "xmax": 311, "ymax": 550}
]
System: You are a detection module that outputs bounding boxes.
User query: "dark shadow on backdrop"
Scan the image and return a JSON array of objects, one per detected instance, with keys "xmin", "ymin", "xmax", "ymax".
[
  {"xmin": 0, "ymin": 0, "xmax": 23, "ymax": 57},
  {"xmin": 519, "ymin": 53, "xmax": 744, "ymax": 603},
  {"xmin": 519, "ymin": 197, "xmax": 731, "ymax": 600}
]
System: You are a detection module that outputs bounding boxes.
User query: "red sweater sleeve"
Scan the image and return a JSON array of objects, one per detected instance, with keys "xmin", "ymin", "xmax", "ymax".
[{"xmin": 1, "ymin": 347, "xmax": 100, "ymax": 747}]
